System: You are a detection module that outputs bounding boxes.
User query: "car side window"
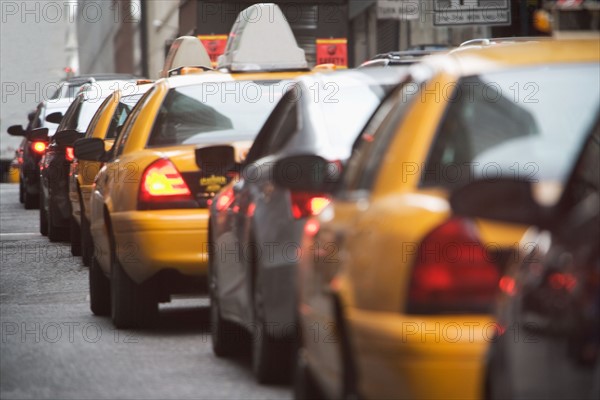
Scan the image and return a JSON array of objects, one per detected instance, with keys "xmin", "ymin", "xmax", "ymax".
[
  {"xmin": 85, "ymin": 95, "xmax": 113, "ymax": 138},
  {"xmin": 245, "ymin": 90, "xmax": 298, "ymax": 164},
  {"xmin": 340, "ymin": 80, "xmax": 420, "ymax": 194},
  {"xmin": 560, "ymin": 120, "xmax": 600, "ymax": 210},
  {"xmin": 113, "ymin": 88, "xmax": 155, "ymax": 158}
]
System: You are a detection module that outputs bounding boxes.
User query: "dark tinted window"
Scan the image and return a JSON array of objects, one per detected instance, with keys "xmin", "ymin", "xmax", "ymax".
[
  {"xmin": 146, "ymin": 81, "xmax": 289, "ymax": 148},
  {"xmin": 422, "ymin": 63, "xmax": 600, "ymax": 189}
]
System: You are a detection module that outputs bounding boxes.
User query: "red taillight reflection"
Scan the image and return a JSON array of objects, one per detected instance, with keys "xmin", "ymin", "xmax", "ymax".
[
  {"xmin": 548, "ymin": 272, "xmax": 577, "ymax": 292},
  {"xmin": 65, "ymin": 146, "xmax": 75, "ymax": 162},
  {"xmin": 407, "ymin": 218, "xmax": 500, "ymax": 314},
  {"xmin": 290, "ymin": 192, "xmax": 330, "ymax": 219},
  {"xmin": 32, "ymin": 141, "xmax": 47, "ymax": 154},
  {"xmin": 304, "ymin": 218, "xmax": 320, "ymax": 237},
  {"xmin": 138, "ymin": 159, "xmax": 192, "ymax": 208},
  {"xmin": 215, "ymin": 187, "xmax": 234, "ymax": 212},
  {"xmin": 499, "ymin": 275, "xmax": 517, "ymax": 296}
]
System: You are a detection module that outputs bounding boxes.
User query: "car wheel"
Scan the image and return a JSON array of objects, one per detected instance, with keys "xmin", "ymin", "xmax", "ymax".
[
  {"xmin": 39, "ymin": 192, "xmax": 48, "ymax": 236},
  {"xmin": 252, "ymin": 279, "xmax": 291, "ymax": 383},
  {"xmin": 89, "ymin": 256, "xmax": 110, "ymax": 315},
  {"xmin": 47, "ymin": 202, "xmax": 69, "ymax": 242},
  {"xmin": 81, "ymin": 215, "xmax": 93, "ymax": 267},
  {"xmin": 293, "ymin": 347, "xmax": 322, "ymax": 400},
  {"xmin": 333, "ymin": 296, "xmax": 360, "ymax": 400},
  {"xmin": 210, "ymin": 285, "xmax": 240, "ymax": 357},
  {"xmin": 110, "ymin": 240, "xmax": 157, "ymax": 329},
  {"xmin": 23, "ymin": 190, "xmax": 38, "ymax": 210},
  {"xmin": 70, "ymin": 217, "xmax": 82, "ymax": 256},
  {"xmin": 19, "ymin": 181, "xmax": 24, "ymax": 203}
]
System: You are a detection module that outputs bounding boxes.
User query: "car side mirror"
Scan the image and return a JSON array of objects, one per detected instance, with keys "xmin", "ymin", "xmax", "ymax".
[
  {"xmin": 273, "ymin": 154, "xmax": 341, "ymax": 193},
  {"xmin": 74, "ymin": 138, "xmax": 106, "ymax": 161},
  {"xmin": 45, "ymin": 111, "xmax": 63, "ymax": 124},
  {"xmin": 195, "ymin": 145, "xmax": 240, "ymax": 176},
  {"xmin": 449, "ymin": 179, "xmax": 551, "ymax": 228},
  {"xmin": 7, "ymin": 125, "xmax": 26, "ymax": 136},
  {"xmin": 26, "ymin": 127, "xmax": 49, "ymax": 142},
  {"xmin": 53, "ymin": 129, "xmax": 82, "ymax": 147}
]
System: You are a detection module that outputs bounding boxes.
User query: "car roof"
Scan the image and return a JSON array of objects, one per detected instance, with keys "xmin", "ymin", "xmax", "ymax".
[
  {"xmin": 421, "ymin": 39, "xmax": 599, "ymax": 77},
  {"xmin": 64, "ymin": 74, "xmax": 138, "ymax": 84}
]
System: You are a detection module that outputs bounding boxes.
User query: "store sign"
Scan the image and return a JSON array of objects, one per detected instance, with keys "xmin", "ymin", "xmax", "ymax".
[
  {"xmin": 434, "ymin": 0, "xmax": 511, "ymax": 26},
  {"xmin": 316, "ymin": 39, "xmax": 348, "ymax": 68},
  {"xmin": 377, "ymin": 0, "xmax": 419, "ymax": 20},
  {"xmin": 198, "ymin": 35, "xmax": 228, "ymax": 67}
]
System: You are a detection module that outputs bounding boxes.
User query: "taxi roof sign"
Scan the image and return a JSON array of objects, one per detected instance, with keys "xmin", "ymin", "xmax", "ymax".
[
  {"xmin": 161, "ymin": 36, "xmax": 212, "ymax": 78},
  {"xmin": 217, "ymin": 3, "xmax": 308, "ymax": 72}
]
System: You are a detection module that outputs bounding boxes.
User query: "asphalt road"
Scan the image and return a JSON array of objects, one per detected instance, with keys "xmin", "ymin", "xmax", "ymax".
[{"xmin": 0, "ymin": 183, "xmax": 291, "ymax": 399}]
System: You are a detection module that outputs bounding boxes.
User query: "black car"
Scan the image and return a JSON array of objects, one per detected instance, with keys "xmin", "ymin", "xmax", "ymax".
[
  {"xmin": 205, "ymin": 68, "xmax": 408, "ymax": 383},
  {"xmin": 359, "ymin": 49, "xmax": 446, "ymax": 68},
  {"xmin": 7, "ymin": 99, "xmax": 72, "ymax": 209},
  {"xmin": 40, "ymin": 80, "xmax": 135, "ymax": 241},
  {"xmin": 450, "ymin": 115, "xmax": 600, "ymax": 400}
]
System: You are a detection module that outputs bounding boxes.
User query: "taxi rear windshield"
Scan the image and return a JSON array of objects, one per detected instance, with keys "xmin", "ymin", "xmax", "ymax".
[
  {"xmin": 146, "ymin": 80, "xmax": 289, "ymax": 148},
  {"xmin": 422, "ymin": 63, "xmax": 600, "ymax": 189}
]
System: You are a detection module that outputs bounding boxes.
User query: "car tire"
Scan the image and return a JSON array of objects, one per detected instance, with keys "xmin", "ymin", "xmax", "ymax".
[
  {"xmin": 19, "ymin": 181, "xmax": 24, "ymax": 204},
  {"xmin": 70, "ymin": 217, "xmax": 82, "ymax": 256},
  {"xmin": 293, "ymin": 347, "xmax": 322, "ymax": 400},
  {"xmin": 252, "ymin": 279, "xmax": 291, "ymax": 384},
  {"xmin": 333, "ymin": 295, "xmax": 361, "ymax": 400},
  {"xmin": 23, "ymin": 190, "xmax": 38, "ymax": 210},
  {"xmin": 89, "ymin": 256, "xmax": 110, "ymax": 316},
  {"xmin": 39, "ymin": 192, "xmax": 48, "ymax": 236},
  {"xmin": 47, "ymin": 202, "xmax": 69, "ymax": 242},
  {"xmin": 81, "ymin": 215, "xmax": 93, "ymax": 267},
  {"xmin": 110, "ymin": 241, "xmax": 157, "ymax": 329},
  {"xmin": 210, "ymin": 288, "xmax": 240, "ymax": 357}
]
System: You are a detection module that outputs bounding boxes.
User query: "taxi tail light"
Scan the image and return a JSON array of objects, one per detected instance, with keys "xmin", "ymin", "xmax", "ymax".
[
  {"xmin": 138, "ymin": 158, "xmax": 195, "ymax": 210},
  {"xmin": 407, "ymin": 218, "xmax": 500, "ymax": 314},
  {"xmin": 290, "ymin": 192, "xmax": 330, "ymax": 219},
  {"xmin": 31, "ymin": 141, "xmax": 47, "ymax": 154},
  {"xmin": 65, "ymin": 146, "xmax": 75, "ymax": 162}
]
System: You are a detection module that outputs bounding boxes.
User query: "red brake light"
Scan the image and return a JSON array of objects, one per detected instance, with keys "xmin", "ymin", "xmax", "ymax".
[
  {"xmin": 65, "ymin": 146, "xmax": 75, "ymax": 162},
  {"xmin": 407, "ymin": 218, "xmax": 500, "ymax": 314},
  {"xmin": 290, "ymin": 192, "xmax": 330, "ymax": 219},
  {"xmin": 138, "ymin": 158, "xmax": 193, "ymax": 209},
  {"xmin": 32, "ymin": 141, "xmax": 47, "ymax": 154}
]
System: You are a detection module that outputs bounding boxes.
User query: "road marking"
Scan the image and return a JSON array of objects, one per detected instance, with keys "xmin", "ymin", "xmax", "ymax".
[{"xmin": 0, "ymin": 232, "xmax": 40, "ymax": 236}]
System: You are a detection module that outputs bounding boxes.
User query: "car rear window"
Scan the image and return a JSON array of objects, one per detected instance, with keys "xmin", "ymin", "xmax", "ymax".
[
  {"xmin": 146, "ymin": 80, "xmax": 289, "ymax": 148},
  {"xmin": 422, "ymin": 63, "xmax": 600, "ymax": 189}
]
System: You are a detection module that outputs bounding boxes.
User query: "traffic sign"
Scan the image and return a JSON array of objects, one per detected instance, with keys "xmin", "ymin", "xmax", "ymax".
[{"xmin": 434, "ymin": 0, "xmax": 511, "ymax": 26}]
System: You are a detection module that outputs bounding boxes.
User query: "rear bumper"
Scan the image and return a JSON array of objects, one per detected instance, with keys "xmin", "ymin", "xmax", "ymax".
[
  {"xmin": 347, "ymin": 311, "xmax": 493, "ymax": 400},
  {"xmin": 112, "ymin": 209, "xmax": 209, "ymax": 283}
]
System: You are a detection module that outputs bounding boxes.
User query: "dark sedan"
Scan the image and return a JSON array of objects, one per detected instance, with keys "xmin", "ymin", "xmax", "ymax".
[
  {"xmin": 205, "ymin": 68, "xmax": 408, "ymax": 383},
  {"xmin": 451, "ymin": 114, "xmax": 599, "ymax": 400}
]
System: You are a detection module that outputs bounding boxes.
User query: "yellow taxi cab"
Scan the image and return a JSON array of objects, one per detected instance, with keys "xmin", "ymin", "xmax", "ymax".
[
  {"xmin": 68, "ymin": 83, "xmax": 152, "ymax": 264},
  {"xmin": 292, "ymin": 39, "xmax": 600, "ymax": 399},
  {"xmin": 74, "ymin": 3, "xmax": 314, "ymax": 328}
]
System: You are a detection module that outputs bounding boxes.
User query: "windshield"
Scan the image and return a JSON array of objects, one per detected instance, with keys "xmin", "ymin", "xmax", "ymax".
[
  {"xmin": 146, "ymin": 80, "xmax": 289, "ymax": 147},
  {"xmin": 422, "ymin": 63, "xmax": 600, "ymax": 189}
]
